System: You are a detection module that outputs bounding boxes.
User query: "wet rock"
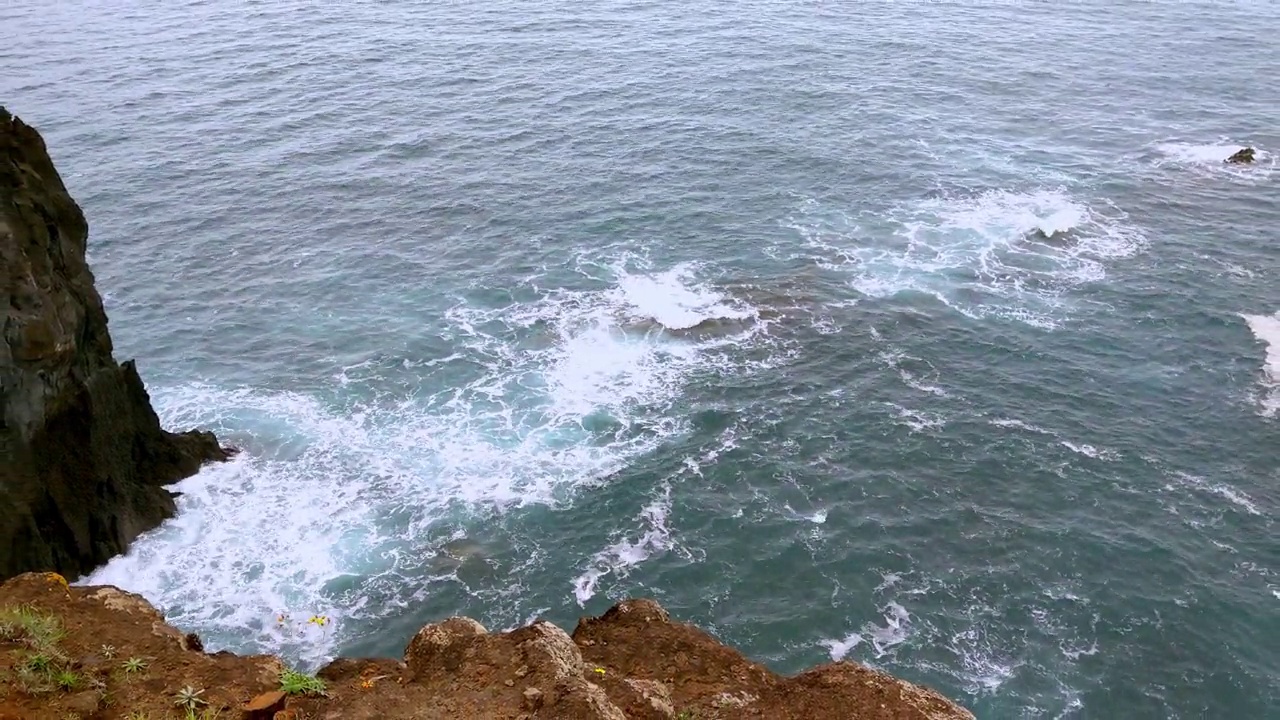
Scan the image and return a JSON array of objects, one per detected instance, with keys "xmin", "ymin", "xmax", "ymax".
[
  {"xmin": 1226, "ymin": 147, "xmax": 1256, "ymax": 164},
  {"xmin": 0, "ymin": 108, "xmax": 230, "ymax": 582}
]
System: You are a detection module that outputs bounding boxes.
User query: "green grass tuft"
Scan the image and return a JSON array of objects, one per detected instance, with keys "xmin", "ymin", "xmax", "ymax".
[
  {"xmin": 53, "ymin": 669, "xmax": 81, "ymax": 691},
  {"xmin": 279, "ymin": 667, "xmax": 328, "ymax": 696},
  {"xmin": 0, "ymin": 606, "xmax": 65, "ymax": 654}
]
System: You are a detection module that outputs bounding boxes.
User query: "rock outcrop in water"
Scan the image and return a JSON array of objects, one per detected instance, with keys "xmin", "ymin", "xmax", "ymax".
[
  {"xmin": 0, "ymin": 108, "xmax": 229, "ymax": 581},
  {"xmin": 0, "ymin": 573, "xmax": 975, "ymax": 719},
  {"xmin": 1225, "ymin": 147, "xmax": 1256, "ymax": 164}
]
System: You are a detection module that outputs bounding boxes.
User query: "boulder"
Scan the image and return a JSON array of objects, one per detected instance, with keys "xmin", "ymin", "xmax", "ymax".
[{"xmin": 1226, "ymin": 147, "xmax": 1256, "ymax": 164}]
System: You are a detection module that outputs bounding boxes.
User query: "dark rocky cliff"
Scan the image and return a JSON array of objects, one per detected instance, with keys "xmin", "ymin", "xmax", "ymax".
[{"xmin": 0, "ymin": 108, "xmax": 228, "ymax": 581}]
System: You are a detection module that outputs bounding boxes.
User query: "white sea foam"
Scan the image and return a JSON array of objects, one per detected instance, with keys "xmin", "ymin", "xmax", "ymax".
[
  {"xmin": 1169, "ymin": 471, "xmax": 1262, "ymax": 517},
  {"xmin": 1241, "ymin": 312, "xmax": 1280, "ymax": 417},
  {"xmin": 821, "ymin": 602, "xmax": 913, "ymax": 661},
  {"xmin": 794, "ymin": 188, "xmax": 1146, "ymax": 328},
  {"xmin": 886, "ymin": 402, "xmax": 946, "ymax": 433},
  {"xmin": 876, "ymin": 348, "xmax": 948, "ymax": 397},
  {"xmin": 1153, "ymin": 141, "xmax": 1275, "ymax": 180},
  {"xmin": 946, "ymin": 627, "xmax": 1018, "ymax": 694},
  {"xmin": 613, "ymin": 263, "xmax": 754, "ymax": 331},
  {"xmin": 1059, "ymin": 441, "xmax": 1119, "ymax": 461},
  {"xmin": 988, "ymin": 418, "xmax": 1052, "ymax": 434},
  {"xmin": 84, "ymin": 261, "xmax": 770, "ymax": 667},
  {"xmin": 819, "ymin": 632, "xmax": 864, "ymax": 661},
  {"xmin": 1060, "ymin": 640, "xmax": 1099, "ymax": 661},
  {"xmin": 572, "ymin": 487, "xmax": 674, "ymax": 605}
]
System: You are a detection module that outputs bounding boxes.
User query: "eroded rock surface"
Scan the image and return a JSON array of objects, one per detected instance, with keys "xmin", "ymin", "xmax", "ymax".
[
  {"xmin": 0, "ymin": 574, "xmax": 975, "ymax": 719},
  {"xmin": 0, "ymin": 108, "xmax": 228, "ymax": 581}
]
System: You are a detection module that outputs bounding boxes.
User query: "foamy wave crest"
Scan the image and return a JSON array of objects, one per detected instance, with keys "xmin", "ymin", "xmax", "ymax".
[
  {"xmin": 793, "ymin": 189, "xmax": 1146, "ymax": 328},
  {"xmin": 613, "ymin": 264, "xmax": 755, "ymax": 331},
  {"xmin": 1167, "ymin": 471, "xmax": 1262, "ymax": 517},
  {"xmin": 1241, "ymin": 312, "xmax": 1280, "ymax": 417},
  {"xmin": 83, "ymin": 261, "xmax": 771, "ymax": 668}
]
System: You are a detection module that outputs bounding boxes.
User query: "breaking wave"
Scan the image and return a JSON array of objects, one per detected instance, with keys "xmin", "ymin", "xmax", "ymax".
[
  {"xmin": 83, "ymin": 259, "xmax": 775, "ymax": 668},
  {"xmin": 1241, "ymin": 311, "xmax": 1280, "ymax": 417},
  {"xmin": 790, "ymin": 188, "xmax": 1146, "ymax": 328}
]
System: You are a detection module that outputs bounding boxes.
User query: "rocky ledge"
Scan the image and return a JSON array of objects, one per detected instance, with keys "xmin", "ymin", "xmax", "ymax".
[
  {"xmin": 0, "ymin": 108, "xmax": 229, "ymax": 581},
  {"xmin": 0, "ymin": 573, "xmax": 974, "ymax": 720}
]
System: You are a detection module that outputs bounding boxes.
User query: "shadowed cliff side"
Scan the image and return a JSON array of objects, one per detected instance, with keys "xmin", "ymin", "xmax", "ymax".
[
  {"xmin": 0, "ymin": 573, "xmax": 975, "ymax": 719},
  {"xmin": 0, "ymin": 108, "xmax": 229, "ymax": 581}
]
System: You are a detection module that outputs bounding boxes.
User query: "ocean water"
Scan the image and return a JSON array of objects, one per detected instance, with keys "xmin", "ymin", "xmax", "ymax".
[{"xmin": 4, "ymin": 1, "xmax": 1278, "ymax": 717}]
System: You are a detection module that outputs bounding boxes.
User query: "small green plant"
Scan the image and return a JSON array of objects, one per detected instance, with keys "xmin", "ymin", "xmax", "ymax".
[
  {"xmin": 676, "ymin": 712, "xmax": 699, "ymax": 720},
  {"xmin": 0, "ymin": 606, "xmax": 64, "ymax": 653},
  {"xmin": 21, "ymin": 652, "xmax": 53, "ymax": 673},
  {"xmin": 174, "ymin": 685, "xmax": 207, "ymax": 711},
  {"xmin": 53, "ymin": 669, "xmax": 81, "ymax": 691},
  {"xmin": 279, "ymin": 668, "xmax": 327, "ymax": 696},
  {"xmin": 121, "ymin": 656, "xmax": 148, "ymax": 674},
  {"xmin": 100, "ymin": 643, "xmax": 117, "ymax": 659}
]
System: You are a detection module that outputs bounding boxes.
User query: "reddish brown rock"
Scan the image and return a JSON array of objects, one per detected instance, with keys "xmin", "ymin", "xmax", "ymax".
[
  {"xmin": 243, "ymin": 690, "xmax": 287, "ymax": 719},
  {"xmin": 0, "ymin": 573, "xmax": 974, "ymax": 719}
]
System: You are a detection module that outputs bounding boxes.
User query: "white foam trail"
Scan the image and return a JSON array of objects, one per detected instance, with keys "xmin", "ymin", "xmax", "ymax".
[
  {"xmin": 1154, "ymin": 142, "xmax": 1247, "ymax": 164},
  {"xmin": 1154, "ymin": 142, "xmax": 1275, "ymax": 179},
  {"xmin": 874, "ymin": 572, "xmax": 903, "ymax": 592},
  {"xmin": 988, "ymin": 418, "xmax": 1052, "ymax": 434},
  {"xmin": 1060, "ymin": 641, "xmax": 1099, "ymax": 661},
  {"xmin": 572, "ymin": 487, "xmax": 674, "ymax": 605},
  {"xmin": 1059, "ymin": 441, "xmax": 1119, "ymax": 461},
  {"xmin": 613, "ymin": 263, "xmax": 754, "ymax": 331},
  {"xmin": 886, "ymin": 402, "xmax": 946, "ymax": 433},
  {"xmin": 1169, "ymin": 472, "xmax": 1262, "ymax": 517},
  {"xmin": 795, "ymin": 188, "xmax": 1146, "ymax": 328},
  {"xmin": 947, "ymin": 628, "xmax": 1018, "ymax": 694},
  {"xmin": 820, "ymin": 632, "xmax": 863, "ymax": 661},
  {"xmin": 84, "ymin": 261, "xmax": 771, "ymax": 667},
  {"xmin": 821, "ymin": 602, "xmax": 913, "ymax": 661},
  {"xmin": 1241, "ymin": 312, "xmax": 1280, "ymax": 417}
]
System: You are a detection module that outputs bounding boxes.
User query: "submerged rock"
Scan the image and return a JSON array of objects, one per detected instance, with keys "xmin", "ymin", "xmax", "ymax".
[
  {"xmin": 1226, "ymin": 147, "xmax": 1256, "ymax": 164},
  {"xmin": 0, "ymin": 108, "xmax": 229, "ymax": 581}
]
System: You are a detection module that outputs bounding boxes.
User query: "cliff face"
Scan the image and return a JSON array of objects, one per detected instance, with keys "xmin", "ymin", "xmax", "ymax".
[
  {"xmin": 0, "ymin": 573, "xmax": 976, "ymax": 720},
  {"xmin": 0, "ymin": 108, "xmax": 228, "ymax": 581}
]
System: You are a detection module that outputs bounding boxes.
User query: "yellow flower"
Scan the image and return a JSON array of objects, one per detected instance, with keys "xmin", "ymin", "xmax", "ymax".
[
  {"xmin": 45, "ymin": 573, "xmax": 70, "ymax": 595},
  {"xmin": 593, "ymin": 668, "xmax": 606, "ymax": 675}
]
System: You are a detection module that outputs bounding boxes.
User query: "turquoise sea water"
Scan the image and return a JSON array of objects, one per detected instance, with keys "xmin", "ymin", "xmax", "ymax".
[{"xmin": 4, "ymin": 1, "xmax": 1279, "ymax": 716}]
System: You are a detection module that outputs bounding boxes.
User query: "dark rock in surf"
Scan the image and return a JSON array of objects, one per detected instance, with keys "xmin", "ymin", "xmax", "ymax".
[
  {"xmin": 1225, "ymin": 147, "xmax": 1255, "ymax": 164},
  {"xmin": 0, "ymin": 107, "xmax": 230, "ymax": 581}
]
